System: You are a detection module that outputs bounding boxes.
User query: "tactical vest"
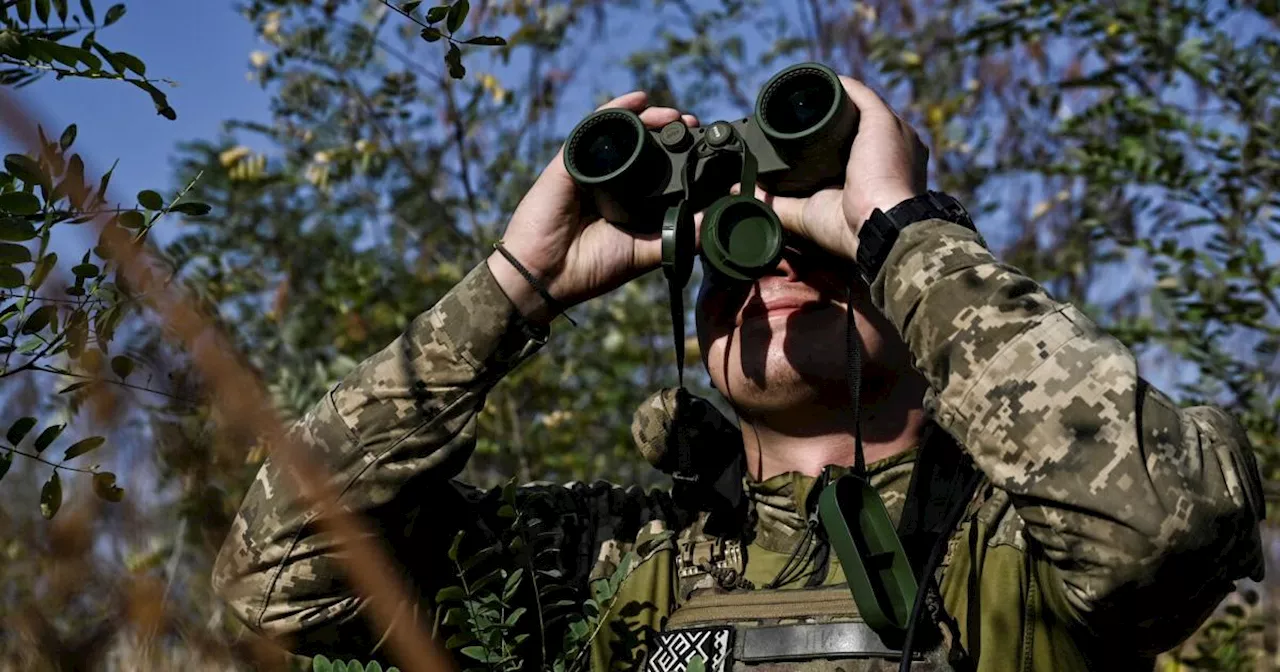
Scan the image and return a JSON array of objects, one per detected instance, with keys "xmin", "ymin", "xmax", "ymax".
[
  {"xmin": 631, "ymin": 389, "xmax": 982, "ymax": 672},
  {"xmin": 642, "ymin": 448, "xmax": 981, "ymax": 671},
  {"xmin": 641, "ymin": 514, "xmax": 969, "ymax": 672}
]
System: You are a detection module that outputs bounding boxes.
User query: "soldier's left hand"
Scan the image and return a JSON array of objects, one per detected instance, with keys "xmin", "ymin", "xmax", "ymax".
[{"xmin": 756, "ymin": 76, "xmax": 930, "ymax": 262}]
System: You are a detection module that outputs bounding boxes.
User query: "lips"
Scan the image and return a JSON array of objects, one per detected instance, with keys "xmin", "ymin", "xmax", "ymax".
[{"xmin": 735, "ymin": 294, "xmax": 829, "ymax": 327}]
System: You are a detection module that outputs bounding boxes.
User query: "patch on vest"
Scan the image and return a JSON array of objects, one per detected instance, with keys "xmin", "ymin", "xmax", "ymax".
[{"xmin": 644, "ymin": 626, "xmax": 734, "ymax": 672}]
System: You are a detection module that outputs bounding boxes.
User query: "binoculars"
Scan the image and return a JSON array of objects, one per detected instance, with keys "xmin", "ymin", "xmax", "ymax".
[{"xmin": 563, "ymin": 62, "xmax": 856, "ymax": 283}]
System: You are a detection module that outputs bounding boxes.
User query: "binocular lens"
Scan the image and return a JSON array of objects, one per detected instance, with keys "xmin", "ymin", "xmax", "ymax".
[
  {"xmin": 567, "ymin": 113, "xmax": 642, "ymax": 180},
  {"xmin": 762, "ymin": 71, "xmax": 837, "ymax": 135}
]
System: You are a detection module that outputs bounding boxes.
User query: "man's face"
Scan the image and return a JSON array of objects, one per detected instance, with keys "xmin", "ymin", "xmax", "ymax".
[{"xmin": 694, "ymin": 242, "xmax": 909, "ymax": 418}]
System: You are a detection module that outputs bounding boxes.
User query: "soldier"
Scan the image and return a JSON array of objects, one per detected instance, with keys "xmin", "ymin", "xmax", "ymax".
[{"xmin": 212, "ymin": 77, "xmax": 1266, "ymax": 671}]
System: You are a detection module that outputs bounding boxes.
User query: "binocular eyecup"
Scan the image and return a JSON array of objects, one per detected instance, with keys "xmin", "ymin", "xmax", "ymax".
[{"xmin": 563, "ymin": 62, "xmax": 856, "ymax": 282}]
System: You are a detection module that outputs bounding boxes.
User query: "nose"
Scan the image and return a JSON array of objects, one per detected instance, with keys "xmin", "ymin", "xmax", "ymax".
[{"xmin": 760, "ymin": 248, "xmax": 803, "ymax": 282}]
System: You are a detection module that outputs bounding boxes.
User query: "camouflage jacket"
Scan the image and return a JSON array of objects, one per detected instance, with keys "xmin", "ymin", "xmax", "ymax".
[{"xmin": 212, "ymin": 219, "xmax": 1266, "ymax": 671}]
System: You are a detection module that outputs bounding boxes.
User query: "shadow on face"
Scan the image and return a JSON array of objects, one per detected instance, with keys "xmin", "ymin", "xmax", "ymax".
[{"xmin": 693, "ymin": 239, "xmax": 910, "ymax": 424}]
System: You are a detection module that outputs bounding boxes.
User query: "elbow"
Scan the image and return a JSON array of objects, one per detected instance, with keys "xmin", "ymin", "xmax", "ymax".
[
  {"xmin": 1056, "ymin": 487, "xmax": 1265, "ymax": 654},
  {"xmin": 211, "ymin": 530, "xmax": 271, "ymax": 637}
]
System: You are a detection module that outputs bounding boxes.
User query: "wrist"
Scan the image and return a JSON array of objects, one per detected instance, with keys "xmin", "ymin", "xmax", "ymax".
[
  {"xmin": 486, "ymin": 250, "xmax": 559, "ymax": 326},
  {"xmin": 855, "ymin": 187, "xmax": 920, "ymax": 229}
]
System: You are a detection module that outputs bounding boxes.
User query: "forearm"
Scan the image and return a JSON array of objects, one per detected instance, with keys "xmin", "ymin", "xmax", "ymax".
[
  {"xmin": 212, "ymin": 260, "xmax": 548, "ymax": 644},
  {"xmin": 871, "ymin": 218, "xmax": 1265, "ymax": 646}
]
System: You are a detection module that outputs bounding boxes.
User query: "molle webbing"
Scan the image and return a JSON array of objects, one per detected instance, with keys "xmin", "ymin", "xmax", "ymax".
[{"xmin": 667, "ymin": 586, "xmax": 859, "ymax": 627}]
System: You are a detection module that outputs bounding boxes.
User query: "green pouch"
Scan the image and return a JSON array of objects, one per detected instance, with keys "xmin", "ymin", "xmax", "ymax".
[{"xmin": 818, "ymin": 474, "xmax": 918, "ymax": 644}]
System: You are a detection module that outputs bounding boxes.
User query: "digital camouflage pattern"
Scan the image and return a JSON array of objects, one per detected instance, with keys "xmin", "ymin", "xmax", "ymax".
[{"xmin": 212, "ymin": 219, "xmax": 1266, "ymax": 670}]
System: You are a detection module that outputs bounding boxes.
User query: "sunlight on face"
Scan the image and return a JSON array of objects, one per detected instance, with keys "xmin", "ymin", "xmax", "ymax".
[{"xmin": 693, "ymin": 247, "xmax": 905, "ymax": 418}]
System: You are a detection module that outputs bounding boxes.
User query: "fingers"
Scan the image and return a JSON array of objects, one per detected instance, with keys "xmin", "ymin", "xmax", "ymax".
[
  {"xmin": 595, "ymin": 90, "xmax": 648, "ymax": 112},
  {"xmin": 638, "ymin": 106, "xmax": 682, "ymax": 129},
  {"xmin": 837, "ymin": 77, "xmax": 897, "ymax": 121}
]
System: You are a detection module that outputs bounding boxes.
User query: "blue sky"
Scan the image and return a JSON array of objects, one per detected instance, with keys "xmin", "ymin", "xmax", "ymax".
[{"xmin": 5, "ymin": 1, "xmax": 273, "ymax": 212}]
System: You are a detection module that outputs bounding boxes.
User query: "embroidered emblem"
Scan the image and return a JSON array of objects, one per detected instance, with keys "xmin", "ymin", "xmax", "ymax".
[{"xmin": 645, "ymin": 626, "xmax": 733, "ymax": 672}]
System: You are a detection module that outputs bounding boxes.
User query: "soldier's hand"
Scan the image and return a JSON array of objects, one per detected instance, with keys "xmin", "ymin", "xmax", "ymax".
[
  {"xmin": 489, "ymin": 92, "xmax": 698, "ymax": 324},
  {"xmin": 760, "ymin": 77, "xmax": 929, "ymax": 262}
]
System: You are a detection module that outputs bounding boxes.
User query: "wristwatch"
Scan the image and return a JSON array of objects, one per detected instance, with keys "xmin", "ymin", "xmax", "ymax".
[{"xmin": 855, "ymin": 190, "xmax": 975, "ymax": 284}]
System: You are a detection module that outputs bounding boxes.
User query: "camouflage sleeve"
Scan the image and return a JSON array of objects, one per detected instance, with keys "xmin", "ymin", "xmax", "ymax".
[
  {"xmin": 870, "ymin": 219, "xmax": 1266, "ymax": 653},
  {"xmin": 211, "ymin": 260, "xmax": 681, "ymax": 660}
]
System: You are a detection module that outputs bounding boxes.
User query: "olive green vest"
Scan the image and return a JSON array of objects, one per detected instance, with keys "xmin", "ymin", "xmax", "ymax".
[{"xmin": 590, "ymin": 447, "xmax": 1134, "ymax": 672}]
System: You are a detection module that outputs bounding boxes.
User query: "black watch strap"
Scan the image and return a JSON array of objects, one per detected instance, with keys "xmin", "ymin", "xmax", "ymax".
[{"xmin": 855, "ymin": 191, "xmax": 974, "ymax": 284}]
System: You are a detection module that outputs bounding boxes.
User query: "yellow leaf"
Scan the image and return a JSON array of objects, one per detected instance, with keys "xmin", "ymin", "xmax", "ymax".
[
  {"xmin": 927, "ymin": 105, "xmax": 946, "ymax": 128},
  {"xmin": 219, "ymin": 146, "xmax": 252, "ymax": 167},
  {"xmin": 901, "ymin": 51, "xmax": 921, "ymax": 66},
  {"xmin": 1106, "ymin": 23, "xmax": 1121, "ymax": 36}
]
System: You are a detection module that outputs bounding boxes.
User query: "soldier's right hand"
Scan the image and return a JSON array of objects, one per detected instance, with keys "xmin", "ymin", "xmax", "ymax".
[{"xmin": 488, "ymin": 91, "xmax": 698, "ymax": 324}]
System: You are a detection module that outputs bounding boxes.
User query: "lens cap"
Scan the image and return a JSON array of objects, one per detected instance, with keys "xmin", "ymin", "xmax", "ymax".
[{"xmin": 701, "ymin": 195, "xmax": 784, "ymax": 281}]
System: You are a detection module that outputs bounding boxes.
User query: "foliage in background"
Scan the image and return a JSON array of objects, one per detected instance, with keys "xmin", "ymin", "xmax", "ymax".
[{"xmin": 0, "ymin": 0, "xmax": 1275, "ymax": 670}]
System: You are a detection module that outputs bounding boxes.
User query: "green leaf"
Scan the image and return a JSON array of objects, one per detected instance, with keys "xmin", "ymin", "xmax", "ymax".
[
  {"xmin": 347, "ymin": 662, "xmax": 364, "ymax": 672},
  {"xmin": 114, "ymin": 50, "xmax": 144, "ymax": 75},
  {"xmin": 420, "ymin": 27, "xmax": 442, "ymax": 42},
  {"xmin": 33, "ymin": 423, "xmax": 64, "ymax": 453},
  {"xmin": 16, "ymin": 0, "xmax": 31, "ymax": 24},
  {"xmin": 21, "ymin": 304, "xmax": 54, "ymax": 334},
  {"xmin": 687, "ymin": 654, "xmax": 706, "ymax": 672},
  {"xmin": 0, "ymin": 218, "xmax": 35, "ymax": 241},
  {"xmin": 171, "ymin": 201, "xmax": 211, "ymax": 216},
  {"xmin": 63, "ymin": 436, "xmax": 104, "ymax": 460},
  {"xmin": 29, "ymin": 252, "xmax": 55, "ymax": 291},
  {"xmin": 365, "ymin": 662, "xmax": 383, "ymax": 672},
  {"xmin": 445, "ymin": 42, "xmax": 464, "ymax": 79},
  {"xmin": 58, "ymin": 380, "xmax": 90, "ymax": 394},
  {"xmin": 110, "ymin": 354, "xmax": 132, "ymax": 379},
  {"xmin": 102, "ymin": 2, "xmax": 124, "ymax": 26},
  {"xmin": 447, "ymin": 529, "xmax": 463, "ymax": 561},
  {"xmin": 59, "ymin": 124, "xmax": 76, "ymax": 151},
  {"xmin": 459, "ymin": 647, "xmax": 488, "ymax": 663},
  {"xmin": 0, "ymin": 266, "xmax": 23, "ymax": 289},
  {"xmin": 118, "ymin": 210, "xmax": 144, "ymax": 228},
  {"xmin": 92, "ymin": 471, "xmax": 123, "ymax": 501},
  {"xmin": 312, "ymin": 655, "xmax": 333, "ymax": 672},
  {"xmin": 503, "ymin": 568, "xmax": 524, "ymax": 601},
  {"xmin": 72, "ymin": 262, "xmax": 98, "ymax": 277},
  {"xmin": 435, "ymin": 585, "xmax": 466, "ymax": 604},
  {"xmin": 36, "ymin": 0, "xmax": 50, "ymax": 24},
  {"xmin": 40, "ymin": 471, "xmax": 61, "ymax": 519},
  {"xmin": 0, "ymin": 191, "xmax": 41, "ymax": 215},
  {"xmin": 400, "ymin": 1, "xmax": 422, "ymax": 12},
  {"xmin": 4, "ymin": 154, "xmax": 46, "ymax": 189},
  {"xmin": 463, "ymin": 35, "xmax": 506, "ymax": 46},
  {"xmin": 53, "ymin": 0, "xmax": 67, "ymax": 22},
  {"xmin": 496, "ymin": 503, "xmax": 515, "ymax": 518},
  {"xmin": 0, "ymin": 450, "xmax": 11, "ymax": 482},
  {"xmin": 504, "ymin": 606, "xmax": 527, "ymax": 626},
  {"xmin": 446, "ymin": 0, "xmax": 469, "ymax": 33},
  {"xmin": 0, "ymin": 30, "xmax": 28, "ymax": 59},
  {"xmin": 426, "ymin": 5, "xmax": 449, "ymax": 23},
  {"xmin": 442, "ymin": 606, "xmax": 466, "ymax": 626},
  {"xmin": 0, "ymin": 242, "xmax": 31, "ymax": 263},
  {"xmin": 444, "ymin": 632, "xmax": 471, "ymax": 648},
  {"xmin": 137, "ymin": 189, "xmax": 164, "ymax": 210},
  {"xmin": 470, "ymin": 568, "xmax": 503, "ymax": 592},
  {"xmin": 78, "ymin": 0, "xmax": 93, "ymax": 22}
]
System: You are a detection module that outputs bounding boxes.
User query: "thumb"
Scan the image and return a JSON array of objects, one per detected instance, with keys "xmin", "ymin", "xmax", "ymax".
[
  {"xmin": 730, "ymin": 182, "xmax": 808, "ymax": 232},
  {"xmin": 762, "ymin": 192, "xmax": 808, "ymax": 233}
]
